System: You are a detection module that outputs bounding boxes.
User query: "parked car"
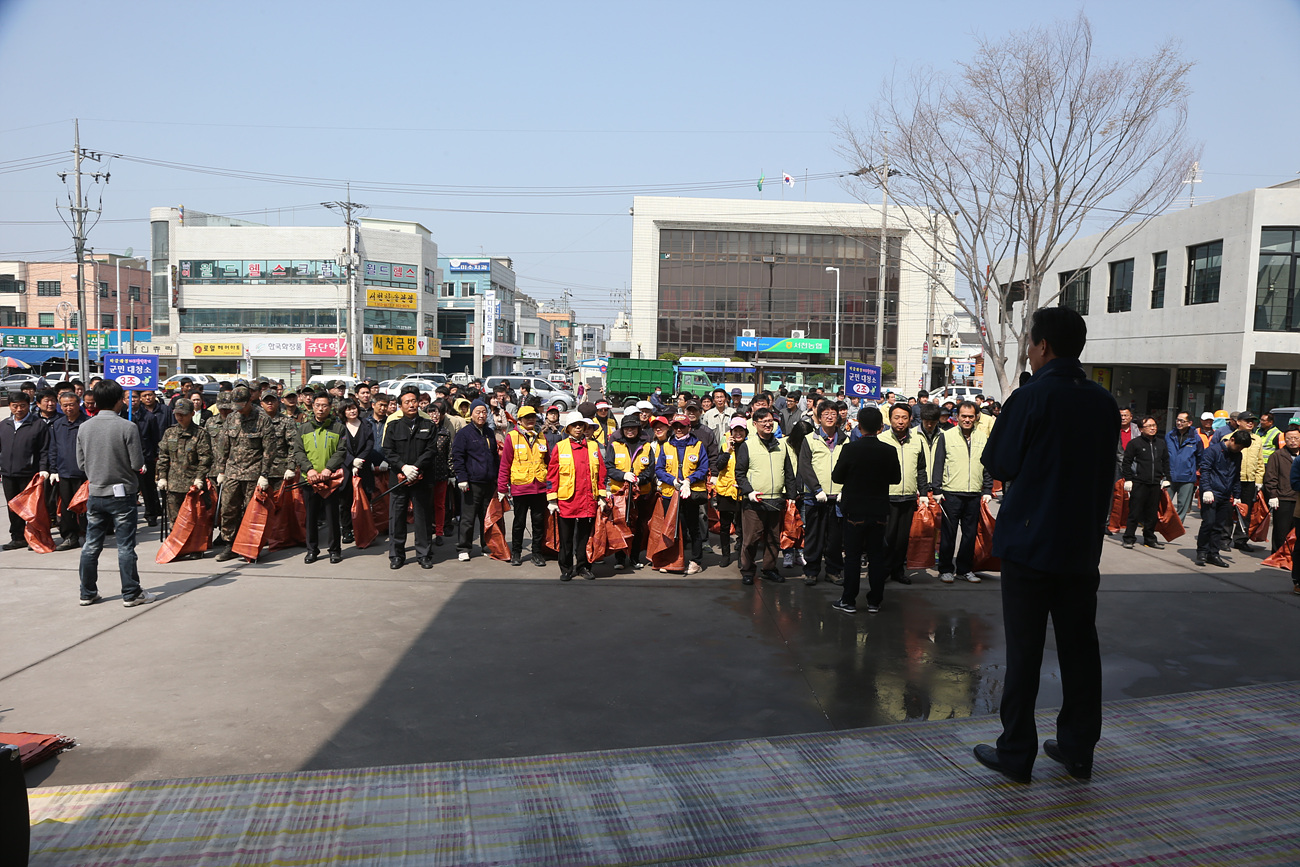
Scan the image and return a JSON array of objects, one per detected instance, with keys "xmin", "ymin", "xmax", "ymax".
[
  {"xmin": 1, "ymin": 373, "xmax": 51, "ymax": 391},
  {"xmin": 377, "ymin": 379, "xmax": 401, "ymax": 395},
  {"xmin": 405, "ymin": 372, "xmax": 447, "ymax": 385},
  {"xmin": 390, "ymin": 379, "xmax": 438, "ymax": 400},
  {"xmin": 484, "ymin": 375, "xmax": 576, "ymax": 410},
  {"xmin": 161, "ymin": 373, "xmax": 218, "ymax": 395},
  {"xmin": 929, "ymin": 386, "xmax": 983, "ymax": 405}
]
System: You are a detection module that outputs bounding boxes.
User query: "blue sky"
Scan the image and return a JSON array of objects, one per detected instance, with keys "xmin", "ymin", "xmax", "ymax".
[{"xmin": 1, "ymin": 0, "xmax": 1297, "ymax": 325}]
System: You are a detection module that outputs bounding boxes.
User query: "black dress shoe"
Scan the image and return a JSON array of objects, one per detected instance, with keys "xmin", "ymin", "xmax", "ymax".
[
  {"xmin": 510, "ymin": 553, "xmax": 523, "ymax": 566},
  {"xmin": 1206, "ymin": 554, "xmax": 1230, "ymax": 568},
  {"xmin": 329, "ymin": 552, "xmax": 343, "ymax": 564},
  {"xmin": 1, "ymin": 539, "xmax": 27, "ymax": 550},
  {"xmin": 761, "ymin": 569, "xmax": 785, "ymax": 583},
  {"xmin": 559, "ymin": 571, "xmax": 572, "ymax": 582},
  {"xmin": 341, "ymin": 532, "xmax": 354, "ymax": 544},
  {"xmin": 741, "ymin": 574, "xmax": 754, "ymax": 585},
  {"xmin": 146, "ymin": 516, "xmax": 158, "ymax": 527},
  {"xmin": 1194, "ymin": 555, "xmax": 1206, "ymax": 567},
  {"xmin": 1043, "ymin": 739, "xmax": 1092, "ymax": 779},
  {"xmin": 304, "ymin": 550, "xmax": 319, "ymax": 564},
  {"xmin": 419, "ymin": 558, "xmax": 434, "ymax": 570},
  {"xmin": 433, "ymin": 536, "xmax": 444, "ymax": 546},
  {"xmin": 891, "ymin": 573, "xmax": 912, "ymax": 585},
  {"xmin": 973, "ymin": 744, "xmax": 1031, "ymax": 784},
  {"xmin": 720, "ymin": 553, "xmax": 731, "ymax": 568},
  {"xmin": 389, "ymin": 559, "xmax": 405, "ymax": 570},
  {"xmin": 1235, "ymin": 542, "xmax": 1259, "ymax": 553}
]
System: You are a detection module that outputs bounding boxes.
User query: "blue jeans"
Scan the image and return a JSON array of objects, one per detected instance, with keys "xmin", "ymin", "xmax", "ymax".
[{"xmin": 79, "ymin": 495, "xmax": 143, "ymax": 601}]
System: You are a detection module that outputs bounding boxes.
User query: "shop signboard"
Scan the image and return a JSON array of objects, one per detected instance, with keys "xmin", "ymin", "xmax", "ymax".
[
  {"xmin": 365, "ymin": 288, "xmax": 418, "ymax": 310},
  {"xmin": 845, "ymin": 361, "xmax": 882, "ymax": 399},
  {"xmin": 104, "ymin": 354, "xmax": 159, "ymax": 390},
  {"xmin": 191, "ymin": 342, "xmax": 243, "ymax": 357},
  {"xmin": 734, "ymin": 336, "xmax": 832, "ymax": 354}
]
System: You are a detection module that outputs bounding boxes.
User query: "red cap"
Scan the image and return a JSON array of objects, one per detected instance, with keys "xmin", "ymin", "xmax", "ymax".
[
  {"xmin": 653, "ymin": 415, "xmax": 672, "ymax": 426},
  {"xmin": 671, "ymin": 413, "xmax": 690, "ymax": 426}
]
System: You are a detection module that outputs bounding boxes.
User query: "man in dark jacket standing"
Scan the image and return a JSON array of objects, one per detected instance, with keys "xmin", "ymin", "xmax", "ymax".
[
  {"xmin": 1121, "ymin": 416, "xmax": 1171, "ymax": 549},
  {"xmin": 974, "ymin": 306, "xmax": 1118, "ymax": 785},
  {"xmin": 830, "ymin": 406, "xmax": 900, "ymax": 614},
  {"xmin": 1197, "ymin": 432, "xmax": 1248, "ymax": 567},
  {"xmin": 1165, "ymin": 411, "xmax": 1202, "ymax": 522},
  {"xmin": 0, "ymin": 391, "xmax": 50, "ymax": 549},
  {"xmin": 452, "ymin": 399, "xmax": 500, "ymax": 562},
  {"xmin": 734, "ymin": 407, "xmax": 796, "ymax": 585},
  {"xmin": 383, "ymin": 385, "xmax": 437, "ymax": 570},
  {"xmin": 131, "ymin": 388, "xmax": 172, "ymax": 527},
  {"xmin": 1263, "ymin": 426, "xmax": 1299, "ymax": 554},
  {"xmin": 49, "ymin": 389, "xmax": 88, "ymax": 550}
]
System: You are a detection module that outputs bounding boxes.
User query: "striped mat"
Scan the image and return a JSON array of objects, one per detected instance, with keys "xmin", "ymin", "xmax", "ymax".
[{"xmin": 27, "ymin": 682, "xmax": 1300, "ymax": 866}]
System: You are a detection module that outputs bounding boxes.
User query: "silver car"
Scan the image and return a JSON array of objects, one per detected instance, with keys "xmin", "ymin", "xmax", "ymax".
[{"xmin": 484, "ymin": 375, "xmax": 576, "ymax": 410}]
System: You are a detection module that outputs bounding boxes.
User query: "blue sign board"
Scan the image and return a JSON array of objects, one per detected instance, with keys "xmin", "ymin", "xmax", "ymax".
[
  {"xmin": 845, "ymin": 361, "xmax": 882, "ymax": 400},
  {"xmin": 104, "ymin": 354, "xmax": 159, "ymax": 390}
]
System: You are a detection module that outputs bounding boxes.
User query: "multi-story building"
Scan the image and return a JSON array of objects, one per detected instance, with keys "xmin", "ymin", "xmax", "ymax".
[
  {"xmin": 0, "ymin": 254, "xmax": 152, "ymax": 371},
  {"xmin": 436, "ymin": 257, "xmax": 519, "ymax": 378},
  {"xmin": 515, "ymin": 291, "xmax": 552, "ymax": 372},
  {"xmin": 149, "ymin": 208, "xmax": 443, "ymax": 385},
  {"xmin": 993, "ymin": 180, "xmax": 1300, "ymax": 420},
  {"xmin": 574, "ymin": 323, "xmax": 606, "ymax": 362},
  {"xmin": 538, "ymin": 306, "xmax": 575, "ymax": 370}
]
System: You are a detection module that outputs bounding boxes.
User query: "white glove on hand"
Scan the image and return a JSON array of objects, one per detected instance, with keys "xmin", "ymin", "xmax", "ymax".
[
  {"xmin": 815, "ymin": 490, "xmax": 828, "ymax": 503},
  {"xmin": 283, "ymin": 468, "xmax": 296, "ymax": 480},
  {"xmin": 156, "ymin": 478, "xmax": 167, "ymax": 491},
  {"xmin": 37, "ymin": 471, "xmax": 48, "ymax": 480},
  {"xmin": 747, "ymin": 491, "xmax": 762, "ymax": 504},
  {"xmin": 216, "ymin": 473, "xmax": 225, "ymax": 486},
  {"xmin": 982, "ymin": 493, "xmax": 993, "ymax": 504},
  {"xmin": 933, "ymin": 492, "xmax": 944, "ymax": 503},
  {"xmin": 1203, "ymin": 491, "xmax": 1215, "ymax": 504},
  {"xmin": 376, "ymin": 462, "xmax": 389, "ymax": 471},
  {"xmin": 1160, "ymin": 480, "xmax": 1170, "ymax": 489},
  {"xmin": 498, "ymin": 491, "xmax": 509, "ymax": 502},
  {"xmin": 256, "ymin": 476, "xmax": 269, "ymax": 491},
  {"xmin": 1123, "ymin": 481, "xmax": 1133, "ymax": 493},
  {"xmin": 1269, "ymin": 497, "xmax": 1280, "ymax": 510},
  {"xmin": 352, "ymin": 457, "xmax": 365, "ymax": 470},
  {"xmin": 623, "ymin": 472, "xmax": 637, "ymax": 484},
  {"xmin": 548, "ymin": 501, "xmax": 559, "ymax": 514},
  {"xmin": 401, "ymin": 464, "xmax": 419, "ymax": 482},
  {"xmin": 192, "ymin": 479, "xmax": 204, "ymax": 490},
  {"xmin": 50, "ymin": 473, "xmax": 59, "ymax": 484},
  {"xmin": 458, "ymin": 481, "xmax": 470, "ymax": 492}
]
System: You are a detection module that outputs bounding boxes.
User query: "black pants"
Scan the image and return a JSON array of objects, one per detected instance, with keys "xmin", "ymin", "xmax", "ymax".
[
  {"xmin": 511, "ymin": 492, "xmax": 548, "ymax": 557},
  {"xmin": 676, "ymin": 496, "xmax": 704, "ymax": 564},
  {"xmin": 2, "ymin": 474, "xmax": 32, "ymax": 542},
  {"xmin": 841, "ymin": 514, "xmax": 886, "ymax": 606},
  {"xmin": 938, "ymin": 493, "xmax": 980, "ymax": 574},
  {"xmin": 305, "ymin": 489, "xmax": 342, "ymax": 556},
  {"xmin": 557, "ymin": 514, "xmax": 594, "ymax": 576},
  {"xmin": 716, "ymin": 501, "xmax": 739, "ymax": 557},
  {"xmin": 389, "ymin": 482, "xmax": 432, "ymax": 564},
  {"xmin": 738, "ymin": 507, "xmax": 781, "ymax": 577},
  {"xmin": 339, "ymin": 477, "xmax": 354, "ymax": 537},
  {"xmin": 1196, "ymin": 497, "xmax": 1232, "ymax": 557},
  {"xmin": 458, "ymin": 481, "xmax": 493, "ymax": 552},
  {"xmin": 57, "ymin": 476, "xmax": 87, "ymax": 541},
  {"xmin": 1232, "ymin": 481, "xmax": 1257, "ymax": 546},
  {"xmin": 1123, "ymin": 481, "xmax": 1160, "ymax": 544},
  {"xmin": 139, "ymin": 461, "xmax": 162, "ymax": 520},
  {"xmin": 995, "ymin": 561, "xmax": 1102, "ymax": 775},
  {"xmin": 1272, "ymin": 502, "xmax": 1294, "ymax": 555},
  {"xmin": 802, "ymin": 500, "xmax": 843, "ymax": 579},
  {"xmin": 882, "ymin": 498, "xmax": 918, "ymax": 579}
]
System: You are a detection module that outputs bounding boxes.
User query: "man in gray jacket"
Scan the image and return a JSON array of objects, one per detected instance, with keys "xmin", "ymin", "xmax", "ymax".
[{"xmin": 75, "ymin": 379, "xmax": 152, "ymax": 608}]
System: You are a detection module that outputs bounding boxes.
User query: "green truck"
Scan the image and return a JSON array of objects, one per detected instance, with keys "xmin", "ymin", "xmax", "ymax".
[{"xmin": 604, "ymin": 359, "xmax": 713, "ymax": 403}]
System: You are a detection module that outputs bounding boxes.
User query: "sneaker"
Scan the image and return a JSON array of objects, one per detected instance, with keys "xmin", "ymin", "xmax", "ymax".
[
  {"xmin": 960, "ymin": 572, "xmax": 982, "ymax": 583},
  {"xmin": 866, "ymin": 602, "xmax": 881, "ymax": 614},
  {"xmin": 458, "ymin": 551, "xmax": 470, "ymax": 562},
  {"xmin": 1143, "ymin": 539, "xmax": 1165, "ymax": 549},
  {"xmin": 341, "ymin": 532, "xmax": 354, "ymax": 544},
  {"xmin": 532, "ymin": 554, "xmax": 547, "ymax": 568},
  {"xmin": 761, "ymin": 569, "xmax": 785, "ymax": 583},
  {"xmin": 560, "ymin": 571, "xmax": 572, "ymax": 582},
  {"xmin": 580, "ymin": 568, "xmax": 596, "ymax": 580},
  {"xmin": 632, "ymin": 559, "xmax": 646, "ymax": 570},
  {"xmin": 782, "ymin": 552, "xmax": 794, "ymax": 568},
  {"xmin": 741, "ymin": 574, "xmax": 754, "ymax": 585},
  {"xmin": 510, "ymin": 553, "xmax": 523, "ymax": 567},
  {"xmin": 831, "ymin": 599, "xmax": 856, "ymax": 614},
  {"xmin": 720, "ymin": 553, "xmax": 731, "ymax": 568},
  {"xmin": 686, "ymin": 562, "xmax": 703, "ymax": 575},
  {"xmin": 827, "ymin": 573, "xmax": 844, "ymax": 586},
  {"xmin": 78, "ymin": 594, "xmax": 101, "ymax": 607},
  {"xmin": 55, "ymin": 536, "xmax": 80, "ymax": 552},
  {"xmin": 803, "ymin": 574, "xmax": 818, "ymax": 586},
  {"xmin": 2, "ymin": 539, "xmax": 27, "ymax": 551},
  {"xmin": 795, "ymin": 552, "xmax": 806, "ymax": 567},
  {"xmin": 122, "ymin": 590, "xmax": 156, "ymax": 608},
  {"xmin": 940, "ymin": 572, "xmax": 955, "ymax": 584},
  {"xmin": 1121, "ymin": 540, "xmax": 1135, "ymax": 549},
  {"xmin": 613, "ymin": 561, "xmax": 625, "ymax": 571}
]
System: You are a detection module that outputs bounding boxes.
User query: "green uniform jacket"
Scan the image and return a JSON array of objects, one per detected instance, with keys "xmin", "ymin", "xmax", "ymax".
[
  {"xmin": 293, "ymin": 415, "xmax": 347, "ymax": 474},
  {"xmin": 735, "ymin": 435, "xmax": 796, "ymax": 512},
  {"xmin": 156, "ymin": 422, "xmax": 214, "ymax": 494}
]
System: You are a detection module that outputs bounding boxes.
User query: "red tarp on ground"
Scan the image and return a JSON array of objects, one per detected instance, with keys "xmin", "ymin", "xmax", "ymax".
[{"xmin": 0, "ymin": 731, "xmax": 76, "ymax": 768}]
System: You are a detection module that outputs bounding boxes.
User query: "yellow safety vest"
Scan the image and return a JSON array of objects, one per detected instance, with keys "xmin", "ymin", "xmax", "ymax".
[
  {"xmin": 591, "ymin": 415, "xmax": 615, "ymax": 445},
  {"xmin": 940, "ymin": 426, "xmax": 988, "ymax": 494},
  {"xmin": 715, "ymin": 439, "xmax": 739, "ymax": 499},
  {"xmin": 550, "ymin": 437, "xmax": 604, "ymax": 502},
  {"xmin": 879, "ymin": 429, "xmax": 925, "ymax": 497},
  {"xmin": 659, "ymin": 439, "xmax": 707, "ymax": 497},
  {"xmin": 506, "ymin": 429, "xmax": 548, "ymax": 487},
  {"xmin": 610, "ymin": 439, "xmax": 654, "ymax": 496},
  {"xmin": 745, "ymin": 437, "xmax": 790, "ymax": 498},
  {"xmin": 803, "ymin": 430, "xmax": 845, "ymax": 496}
]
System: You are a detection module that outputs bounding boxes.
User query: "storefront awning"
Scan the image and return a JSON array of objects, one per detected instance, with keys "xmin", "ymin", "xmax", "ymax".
[{"xmin": 2, "ymin": 349, "xmax": 63, "ymax": 365}]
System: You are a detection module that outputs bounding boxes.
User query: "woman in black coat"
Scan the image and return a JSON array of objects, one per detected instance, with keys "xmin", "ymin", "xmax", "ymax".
[{"xmin": 339, "ymin": 398, "xmax": 375, "ymax": 543}]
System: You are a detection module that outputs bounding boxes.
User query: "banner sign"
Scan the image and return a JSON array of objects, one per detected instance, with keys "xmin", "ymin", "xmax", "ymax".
[
  {"xmin": 845, "ymin": 361, "xmax": 882, "ymax": 400},
  {"xmin": 248, "ymin": 337, "xmax": 346, "ymax": 358},
  {"xmin": 363, "ymin": 334, "xmax": 417, "ymax": 356},
  {"xmin": 734, "ymin": 336, "xmax": 831, "ymax": 354},
  {"xmin": 448, "ymin": 258, "xmax": 491, "ymax": 272},
  {"xmin": 481, "ymin": 289, "xmax": 497, "ymax": 356},
  {"xmin": 192, "ymin": 342, "xmax": 243, "ymax": 357},
  {"xmin": 366, "ymin": 288, "xmax": 418, "ymax": 310},
  {"xmin": 104, "ymin": 354, "xmax": 159, "ymax": 390}
]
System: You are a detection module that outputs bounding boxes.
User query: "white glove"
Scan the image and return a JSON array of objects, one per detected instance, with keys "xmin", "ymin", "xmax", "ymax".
[
  {"xmin": 815, "ymin": 490, "xmax": 828, "ymax": 503},
  {"xmin": 623, "ymin": 472, "xmax": 637, "ymax": 484},
  {"xmin": 50, "ymin": 473, "xmax": 60, "ymax": 484},
  {"xmin": 1203, "ymin": 491, "xmax": 1214, "ymax": 504},
  {"xmin": 352, "ymin": 457, "xmax": 365, "ymax": 470},
  {"xmin": 1269, "ymin": 497, "xmax": 1280, "ymax": 510},
  {"xmin": 679, "ymin": 486, "xmax": 691, "ymax": 499},
  {"xmin": 192, "ymin": 479, "xmax": 205, "ymax": 490},
  {"xmin": 256, "ymin": 476, "xmax": 269, "ymax": 491},
  {"xmin": 458, "ymin": 481, "xmax": 470, "ymax": 492},
  {"xmin": 934, "ymin": 492, "xmax": 944, "ymax": 503},
  {"xmin": 156, "ymin": 478, "xmax": 167, "ymax": 491},
  {"xmin": 498, "ymin": 491, "xmax": 509, "ymax": 502},
  {"xmin": 982, "ymin": 493, "xmax": 993, "ymax": 504},
  {"xmin": 283, "ymin": 468, "xmax": 296, "ymax": 480},
  {"xmin": 1123, "ymin": 481, "xmax": 1133, "ymax": 493},
  {"xmin": 548, "ymin": 501, "xmax": 559, "ymax": 514},
  {"xmin": 747, "ymin": 491, "xmax": 762, "ymax": 504},
  {"xmin": 216, "ymin": 473, "xmax": 225, "ymax": 486},
  {"xmin": 37, "ymin": 471, "xmax": 48, "ymax": 480},
  {"xmin": 401, "ymin": 464, "xmax": 419, "ymax": 482},
  {"xmin": 1160, "ymin": 480, "xmax": 1170, "ymax": 489},
  {"xmin": 377, "ymin": 462, "xmax": 389, "ymax": 471}
]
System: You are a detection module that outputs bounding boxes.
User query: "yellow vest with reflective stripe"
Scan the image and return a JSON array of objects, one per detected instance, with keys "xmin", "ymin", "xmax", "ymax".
[
  {"xmin": 879, "ymin": 429, "xmax": 924, "ymax": 497},
  {"xmin": 940, "ymin": 427, "xmax": 987, "ymax": 494},
  {"xmin": 659, "ymin": 440, "xmax": 707, "ymax": 496},
  {"xmin": 551, "ymin": 438, "xmax": 603, "ymax": 501},
  {"xmin": 507, "ymin": 429, "xmax": 548, "ymax": 487},
  {"xmin": 610, "ymin": 439, "xmax": 654, "ymax": 495},
  {"xmin": 715, "ymin": 439, "xmax": 739, "ymax": 499}
]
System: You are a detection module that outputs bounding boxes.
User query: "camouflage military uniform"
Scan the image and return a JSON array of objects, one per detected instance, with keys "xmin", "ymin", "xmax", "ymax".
[
  {"xmin": 213, "ymin": 394, "xmax": 276, "ymax": 545},
  {"xmin": 261, "ymin": 408, "xmax": 298, "ymax": 482},
  {"xmin": 204, "ymin": 398, "xmax": 234, "ymax": 481},
  {"xmin": 156, "ymin": 420, "xmax": 215, "ymax": 525}
]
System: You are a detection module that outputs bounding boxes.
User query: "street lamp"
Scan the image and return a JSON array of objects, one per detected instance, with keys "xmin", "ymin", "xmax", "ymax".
[{"xmin": 825, "ymin": 266, "xmax": 840, "ymax": 366}]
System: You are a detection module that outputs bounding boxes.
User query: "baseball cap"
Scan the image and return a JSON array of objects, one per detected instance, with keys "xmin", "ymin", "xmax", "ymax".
[
  {"xmin": 1200, "ymin": 411, "xmax": 1215, "ymax": 420},
  {"xmin": 671, "ymin": 413, "xmax": 690, "ymax": 426},
  {"xmin": 1240, "ymin": 412, "xmax": 1259, "ymax": 422},
  {"xmin": 517, "ymin": 405, "xmax": 537, "ymax": 419},
  {"xmin": 216, "ymin": 393, "xmax": 232, "ymax": 408},
  {"xmin": 635, "ymin": 400, "xmax": 654, "ymax": 412},
  {"xmin": 730, "ymin": 387, "xmax": 742, "ymax": 394},
  {"xmin": 231, "ymin": 386, "xmax": 252, "ymax": 404},
  {"xmin": 729, "ymin": 417, "xmax": 748, "ymax": 430},
  {"xmin": 685, "ymin": 400, "xmax": 701, "ymax": 411},
  {"xmin": 595, "ymin": 400, "xmax": 611, "ymax": 410},
  {"xmin": 652, "ymin": 415, "xmax": 671, "ymax": 426}
]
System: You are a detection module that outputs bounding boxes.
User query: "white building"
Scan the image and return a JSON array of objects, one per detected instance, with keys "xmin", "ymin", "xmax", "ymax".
[
  {"xmin": 993, "ymin": 182, "xmax": 1300, "ymax": 420},
  {"xmin": 149, "ymin": 208, "xmax": 443, "ymax": 385},
  {"xmin": 629, "ymin": 196, "xmax": 951, "ymax": 391},
  {"xmin": 437, "ymin": 257, "xmax": 520, "ymax": 378}
]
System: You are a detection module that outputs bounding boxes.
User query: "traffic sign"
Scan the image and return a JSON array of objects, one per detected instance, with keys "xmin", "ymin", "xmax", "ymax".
[
  {"xmin": 845, "ymin": 361, "xmax": 882, "ymax": 400},
  {"xmin": 104, "ymin": 354, "xmax": 159, "ymax": 391}
]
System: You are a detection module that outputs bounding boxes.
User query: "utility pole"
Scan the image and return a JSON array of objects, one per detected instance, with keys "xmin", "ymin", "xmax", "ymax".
[
  {"xmin": 59, "ymin": 120, "xmax": 108, "ymax": 384},
  {"xmin": 875, "ymin": 133, "xmax": 889, "ymax": 372},
  {"xmin": 322, "ymin": 190, "xmax": 365, "ymax": 379}
]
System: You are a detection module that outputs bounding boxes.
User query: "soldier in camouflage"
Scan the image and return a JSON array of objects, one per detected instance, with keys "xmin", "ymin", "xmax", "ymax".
[
  {"xmin": 154, "ymin": 400, "xmax": 214, "ymax": 536},
  {"xmin": 259, "ymin": 392, "xmax": 299, "ymax": 485},
  {"xmin": 204, "ymin": 392, "xmax": 234, "ymax": 479},
  {"xmin": 213, "ymin": 385, "xmax": 275, "ymax": 561}
]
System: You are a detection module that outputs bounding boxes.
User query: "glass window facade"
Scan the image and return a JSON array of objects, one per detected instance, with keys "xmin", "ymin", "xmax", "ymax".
[
  {"xmin": 363, "ymin": 309, "xmax": 416, "ymax": 335},
  {"xmin": 656, "ymin": 229, "xmax": 900, "ymax": 364},
  {"xmin": 0, "ymin": 279, "xmax": 24, "ymax": 294},
  {"xmin": 38, "ymin": 313, "xmax": 54, "ymax": 327},
  {"xmin": 1175, "ymin": 367, "xmax": 1225, "ymax": 421},
  {"xmin": 1254, "ymin": 227, "xmax": 1300, "ymax": 332},
  {"xmin": 151, "ymin": 219, "xmax": 170, "ymax": 336},
  {"xmin": 1059, "ymin": 269, "xmax": 1090, "ymax": 315},
  {"xmin": 179, "ymin": 308, "xmax": 339, "ymax": 333},
  {"xmin": 1249, "ymin": 367, "xmax": 1300, "ymax": 413},
  {"xmin": 37, "ymin": 281, "xmax": 61, "ymax": 296},
  {"xmin": 1185, "ymin": 240, "xmax": 1222, "ymax": 305},
  {"xmin": 1151, "ymin": 252, "xmax": 1167, "ymax": 309},
  {"xmin": 1107, "ymin": 259, "xmax": 1133, "ymax": 313}
]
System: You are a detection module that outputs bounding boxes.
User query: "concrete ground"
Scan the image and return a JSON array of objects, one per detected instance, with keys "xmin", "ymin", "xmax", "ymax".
[{"xmin": 4, "ymin": 509, "xmax": 1298, "ymax": 789}]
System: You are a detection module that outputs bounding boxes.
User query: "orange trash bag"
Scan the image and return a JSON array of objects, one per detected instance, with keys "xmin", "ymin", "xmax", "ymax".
[
  {"xmin": 1238, "ymin": 491, "xmax": 1271, "ymax": 542},
  {"xmin": 68, "ymin": 480, "xmax": 89, "ymax": 513},
  {"xmin": 647, "ymin": 497, "xmax": 685, "ymax": 571},
  {"xmin": 265, "ymin": 479, "xmax": 306, "ymax": 552},
  {"xmin": 1107, "ymin": 480, "xmax": 1128, "ymax": 533},
  {"xmin": 156, "ymin": 489, "xmax": 215, "ymax": 563},
  {"xmin": 972, "ymin": 499, "xmax": 1001, "ymax": 573},
  {"xmin": 1263, "ymin": 529, "xmax": 1294, "ymax": 570},
  {"xmin": 905, "ymin": 494, "xmax": 942, "ymax": 569},
  {"xmin": 483, "ymin": 494, "xmax": 512, "ymax": 561},
  {"xmin": 370, "ymin": 469, "xmax": 391, "ymax": 534},
  {"xmin": 587, "ymin": 506, "xmax": 610, "ymax": 563},
  {"xmin": 609, "ymin": 486, "xmax": 636, "ymax": 546},
  {"xmin": 350, "ymin": 475, "xmax": 378, "ymax": 549},
  {"xmin": 9, "ymin": 475, "xmax": 55, "ymax": 553},
  {"xmin": 230, "ymin": 487, "xmax": 272, "ymax": 560},
  {"xmin": 544, "ymin": 510, "xmax": 561, "ymax": 554},
  {"xmin": 779, "ymin": 499, "xmax": 804, "ymax": 549},
  {"xmin": 1154, "ymin": 490, "xmax": 1185, "ymax": 542}
]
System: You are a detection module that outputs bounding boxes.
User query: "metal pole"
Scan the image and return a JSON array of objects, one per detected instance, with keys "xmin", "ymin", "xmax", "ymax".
[
  {"xmin": 115, "ymin": 257, "xmax": 121, "ymax": 355},
  {"xmin": 874, "ymin": 132, "xmax": 890, "ymax": 372},
  {"xmin": 825, "ymin": 266, "xmax": 840, "ymax": 366}
]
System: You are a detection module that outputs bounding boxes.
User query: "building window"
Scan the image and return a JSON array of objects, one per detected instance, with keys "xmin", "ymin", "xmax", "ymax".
[
  {"xmin": 178, "ymin": 307, "xmax": 339, "ymax": 333},
  {"xmin": 37, "ymin": 280, "xmax": 61, "ymax": 296},
  {"xmin": 38, "ymin": 312, "xmax": 54, "ymax": 327},
  {"xmin": 1151, "ymin": 252, "xmax": 1167, "ymax": 309},
  {"xmin": 1107, "ymin": 259, "xmax": 1134, "ymax": 313},
  {"xmin": 98, "ymin": 281, "xmax": 109, "ymax": 298},
  {"xmin": 68, "ymin": 313, "xmax": 78, "ymax": 328},
  {"xmin": 1255, "ymin": 228, "xmax": 1300, "ymax": 332},
  {"xmin": 442, "ymin": 282, "xmax": 455, "ymax": 297},
  {"xmin": 0, "ymin": 278, "xmax": 25, "ymax": 294},
  {"xmin": 129, "ymin": 285, "xmax": 141, "ymax": 301},
  {"xmin": 100, "ymin": 314, "xmax": 114, "ymax": 329},
  {"xmin": 998, "ymin": 281, "xmax": 1027, "ymax": 312},
  {"xmin": 0, "ymin": 308, "xmax": 24, "ymax": 327},
  {"xmin": 1058, "ymin": 269, "xmax": 1091, "ymax": 316},
  {"xmin": 362, "ymin": 309, "xmax": 417, "ymax": 335},
  {"xmin": 1185, "ymin": 241, "xmax": 1222, "ymax": 305},
  {"xmin": 461, "ymin": 281, "xmax": 477, "ymax": 296},
  {"xmin": 523, "ymin": 331, "xmax": 536, "ymax": 346}
]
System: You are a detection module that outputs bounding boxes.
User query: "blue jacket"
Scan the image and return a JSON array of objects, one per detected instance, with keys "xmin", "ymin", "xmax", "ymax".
[
  {"xmin": 48, "ymin": 412, "xmax": 88, "ymax": 479},
  {"xmin": 654, "ymin": 434, "xmax": 710, "ymax": 487},
  {"xmin": 1165, "ymin": 428, "xmax": 1202, "ymax": 484},
  {"xmin": 1198, "ymin": 439, "xmax": 1241, "ymax": 499},
  {"xmin": 981, "ymin": 358, "xmax": 1118, "ymax": 575},
  {"xmin": 451, "ymin": 422, "xmax": 500, "ymax": 484}
]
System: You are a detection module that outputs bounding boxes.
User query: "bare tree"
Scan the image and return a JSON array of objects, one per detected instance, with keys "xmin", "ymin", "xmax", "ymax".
[{"xmin": 836, "ymin": 13, "xmax": 1199, "ymax": 395}]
